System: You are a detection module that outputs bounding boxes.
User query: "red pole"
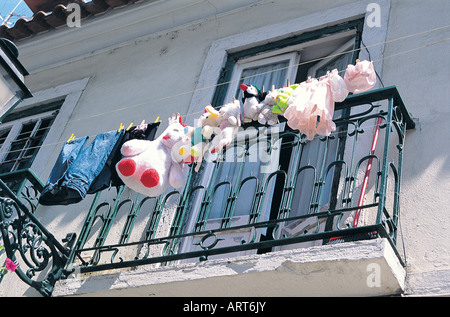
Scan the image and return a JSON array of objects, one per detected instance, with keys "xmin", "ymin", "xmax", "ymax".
[{"xmin": 353, "ymin": 117, "xmax": 382, "ymax": 227}]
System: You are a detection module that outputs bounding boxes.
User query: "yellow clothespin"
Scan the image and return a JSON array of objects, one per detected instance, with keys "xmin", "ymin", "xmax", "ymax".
[
  {"xmin": 154, "ymin": 116, "xmax": 160, "ymax": 123},
  {"xmin": 118, "ymin": 123, "xmax": 124, "ymax": 132},
  {"xmin": 126, "ymin": 122, "xmax": 133, "ymax": 131},
  {"xmin": 67, "ymin": 133, "xmax": 75, "ymax": 143}
]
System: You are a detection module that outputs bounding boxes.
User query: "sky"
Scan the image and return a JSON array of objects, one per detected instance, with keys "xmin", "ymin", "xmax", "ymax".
[{"xmin": 0, "ymin": 0, "xmax": 34, "ymax": 26}]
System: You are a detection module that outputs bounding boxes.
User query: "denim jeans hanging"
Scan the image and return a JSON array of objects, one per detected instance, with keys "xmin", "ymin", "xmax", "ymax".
[
  {"xmin": 39, "ymin": 130, "xmax": 123, "ymax": 205},
  {"xmin": 39, "ymin": 122, "xmax": 160, "ymax": 206}
]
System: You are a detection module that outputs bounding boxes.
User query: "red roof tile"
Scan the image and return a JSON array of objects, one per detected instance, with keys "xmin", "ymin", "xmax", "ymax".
[{"xmin": 1, "ymin": 0, "xmax": 146, "ymax": 42}]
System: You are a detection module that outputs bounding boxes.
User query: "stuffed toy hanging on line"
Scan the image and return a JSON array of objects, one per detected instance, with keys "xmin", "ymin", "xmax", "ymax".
[
  {"xmin": 210, "ymin": 98, "xmax": 241, "ymax": 154},
  {"xmin": 181, "ymin": 105, "xmax": 222, "ymax": 172},
  {"xmin": 116, "ymin": 114, "xmax": 189, "ymax": 197},
  {"xmin": 116, "ymin": 60, "xmax": 375, "ymax": 198}
]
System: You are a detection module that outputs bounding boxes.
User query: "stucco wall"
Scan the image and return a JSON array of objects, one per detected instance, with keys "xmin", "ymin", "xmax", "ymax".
[
  {"xmin": 0, "ymin": 0, "xmax": 448, "ymax": 296},
  {"xmin": 381, "ymin": 0, "xmax": 450, "ymax": 294}
]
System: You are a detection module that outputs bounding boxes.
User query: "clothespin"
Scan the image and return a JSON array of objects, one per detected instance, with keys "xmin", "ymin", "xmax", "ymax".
[
  {"xmin": 356, "ymin": 59, "xmax": 360, "ymax": 63},
  {"xmin": 126, "ymin": 122, "xmax": 133, "ymax": 131},
  {"xmin": 287, "ymin": 79, "xmax": 290, "ymax": 87},
  {"xmin": 118, "ymin": 123, "xmax": 124, "ymax": 132},
  {"xmin": 67, "ymin": 133, "xmax": 75, "ymax": 143},
  {"xmin": 154, "ymin": 116, "xmax": 160, "ymax": 123}
]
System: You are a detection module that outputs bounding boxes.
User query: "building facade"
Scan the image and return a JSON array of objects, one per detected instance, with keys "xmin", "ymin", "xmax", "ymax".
[{"xmin": 0, "ymin": 0, "xmax": 449, "ymax": 297}]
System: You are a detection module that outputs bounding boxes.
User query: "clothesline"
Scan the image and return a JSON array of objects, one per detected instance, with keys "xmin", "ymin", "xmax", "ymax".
[
  {"xmin": 3, "ymin": 22, "xmax": 448, "ymax": 136},
  {"xmin": 0, "ymin": 35, "xmax": 448, "ymax": 157},
  {"xmin": 64, "ymin": 25, "xmax": 449, "ymax": 124}
]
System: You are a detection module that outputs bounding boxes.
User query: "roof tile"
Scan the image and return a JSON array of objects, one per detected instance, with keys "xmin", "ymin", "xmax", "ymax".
[{"xmin": 1, "ymin": 0, "xmax": 148, "ymax": 42}]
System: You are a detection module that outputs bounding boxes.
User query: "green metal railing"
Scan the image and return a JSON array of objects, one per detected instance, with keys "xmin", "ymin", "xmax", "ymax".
[
  {"xmin": 0, "ymin": 169, "xmax": 76, "ymax": 296},
  {"xmin": 0, "ymin": 86, "xmax": 414, "ymax": 296}
]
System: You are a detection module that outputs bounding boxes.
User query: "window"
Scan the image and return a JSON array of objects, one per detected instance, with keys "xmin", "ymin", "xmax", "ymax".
[
  {"xmin": 178, "ymin": 20, "xmax": 363, "ymax": 258},
  {"xmin": 224, "ymin": 52, "xmax": 300, "ymax": 103},
  {"xmin": 0, "ymin": 100, "xmax": 63, "ymax": 192},
  {"xmin": 0, "ymin": 77, "xmax": 89, "ymax": 199},
  {"xmin": 0, "ymin": 102, "xmax": 61, "ymax": 174},
  {"xmin": 0, "ymin": 78, "xmax": 89, "ymax": 183}
]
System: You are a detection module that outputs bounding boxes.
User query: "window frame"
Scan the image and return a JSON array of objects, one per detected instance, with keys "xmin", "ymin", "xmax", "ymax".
[
  {"xmin": 208, "ymin": 20, "xmax": 364, "ymax": 109},
  {"xmin": 224, "ymin": 51, "xmax": 301, "ymax": 104},
  {"xmin": 187, "ymin": 0, "xmax": 391, "ymax": 118},
  {"xmin": 0, "ymin": 78, "xmax": 89, "ymax": 178},
  {"xmin": 0, "ymin": 108, "xmax": 60, "ymax": 174}
]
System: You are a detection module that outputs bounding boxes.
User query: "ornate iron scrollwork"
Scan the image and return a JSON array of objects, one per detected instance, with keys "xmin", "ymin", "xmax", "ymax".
[{"xmin": 0, "ymin": 180, "xmax": 75, "ymax": 297}]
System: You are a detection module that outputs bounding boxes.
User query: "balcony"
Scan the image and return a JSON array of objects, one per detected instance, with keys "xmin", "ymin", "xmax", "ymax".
[{"xmin": 0, "ymin": 86, "xmax": 414, "ymax": 297}]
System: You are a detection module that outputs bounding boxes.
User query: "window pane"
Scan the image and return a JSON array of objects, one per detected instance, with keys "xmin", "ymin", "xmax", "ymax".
[
  {"xmin": 0, "ymin": 128, "xmax": 10, "ymax": 143},
  {"xmin": 0, "ymin": 162, "xmax": 14, "ymax": 174},
  {"xmin": 25, "ymin": 117, "xmax": 54, "ymax": 157},
  {"xmin": 0, "ymin": 114, "xmax": 56, "ymax": 174},
  {"xmin": 235, "ymin": 60, "xmax": 290, "ymax": 100},
  {"xmin": 314, "ymin": 51, "xmax": 353, "ymax": 77}
]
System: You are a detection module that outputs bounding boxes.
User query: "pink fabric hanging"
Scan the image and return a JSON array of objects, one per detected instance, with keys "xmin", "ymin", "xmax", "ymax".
[
  {"xmin": 329, "ymin": 68, "xmax": 349, "ymax": 102},
  {"xmin": 344, "ymin": 60, "xmax": 376, "ymax": 93},
  {"xmin": 283, "ymin": 78, "xmax": 319, "ymax": 140},
  {"xmin": 284, "ymin": 72, "xmax": 338, "ymax": 141},
  {"xmin": 312, "ymin": 74, "xmax": 336, "ymax": 138}
]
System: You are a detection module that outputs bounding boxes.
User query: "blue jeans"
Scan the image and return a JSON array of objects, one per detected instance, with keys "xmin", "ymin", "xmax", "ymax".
[{"xmin": 39, "ymin": 130, "xmax": 123, "ymax": 205}]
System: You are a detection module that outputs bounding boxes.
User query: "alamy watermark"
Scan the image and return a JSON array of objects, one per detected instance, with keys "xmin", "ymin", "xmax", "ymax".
[
  {"xmin": 366, "ymin": 3, "xmax": 381, "ymax": 28},
  {"xmin": 366, "ymin": 263, "xmax": 381, "ymax": 288},
  {"xmin": 66, "ymin": 3, "xmax": 82, "ymax": 28}
]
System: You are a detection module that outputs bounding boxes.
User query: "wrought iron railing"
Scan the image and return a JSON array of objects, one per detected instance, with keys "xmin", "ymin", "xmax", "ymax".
[
  {"xmin": 0, "ymin": 169, "xmax": 76, "ymax": 296},
  {"xmin": 0, "ymin": 86, "xmax": 414, "ymax": 296}
]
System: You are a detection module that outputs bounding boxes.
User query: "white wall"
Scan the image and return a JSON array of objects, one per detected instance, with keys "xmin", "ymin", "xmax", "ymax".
[
  {"xmin": 381, "ymin": 0, "xmax": 450, "ymax": 295},
  {"xmin": 0, "ymin": 0, "xmax": 448, "ymax": 296}
]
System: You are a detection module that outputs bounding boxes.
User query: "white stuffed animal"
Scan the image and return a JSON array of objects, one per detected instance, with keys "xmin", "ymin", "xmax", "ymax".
[
  {"xmin": 181, "ymin": 105, "xmax": 221, "ymax": 171},
  {"xmin": 258, "ymin": 89, "xmax": 279, "ymax": 126},
  {"xmin": 116, "ymin": 114, "xmax": 189, "ymax": 197},
  {"xmin": 240, "ymin": 84, "xmax": 264, "ymax": 123},
  {"xmin": 210, "ymin": 99, "xmax": 241, "ymax": 153}
]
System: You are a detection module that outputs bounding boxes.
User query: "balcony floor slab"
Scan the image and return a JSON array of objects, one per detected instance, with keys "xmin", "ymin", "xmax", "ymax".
[{"xmin": 53, "ymin": 238, "xmax": 405, "ymax": 297}]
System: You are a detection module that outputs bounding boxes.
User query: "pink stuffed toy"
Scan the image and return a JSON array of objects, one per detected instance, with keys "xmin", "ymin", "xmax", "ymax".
[{"xmin": 116, "ymin": 114, "xmax": 189, "ymax": 197}]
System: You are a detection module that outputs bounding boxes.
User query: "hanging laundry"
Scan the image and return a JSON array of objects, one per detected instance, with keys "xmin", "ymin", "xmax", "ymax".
[
  {"xmin": 344, "ymin": 59, "xmax": 376, "ymax": 93},
  {"xmin": 39, "ymin": 130, "xmax": 123, "ymax": 206},
  {"xmin": 258, "ymin": 89, "xmax": 279, "ymax": 126},
  {"xmin": 329, "ymin": 68, "xmax": 349, "ymax": 102},
  {"xmin": 116, "ymin": 114, "xmax": 189, "ymax": 198},
  {"xmin": 240, "ymin": 84, "xmax": 266, "ymax": 123},
  {"xmin": 39, "ymin": 122, "xmax": 160, "ymax": 205},
  {"xmin": 283, "ymin": 77, "xmax": 323, "ymax": 140},
  {"xmin": 210, "ymin": 99, "xmax": 242, "ymax": 154},
  {"xmin": 279, "ymin": 60, "xmax": 374, "ymax": 140},
  {"xmin": 108, "ymin": 121, "xmax": 160, "ymax": 187},
  {"xmin": 181, "ymin": 105, "xmax": 221, "ymax": 172}
]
